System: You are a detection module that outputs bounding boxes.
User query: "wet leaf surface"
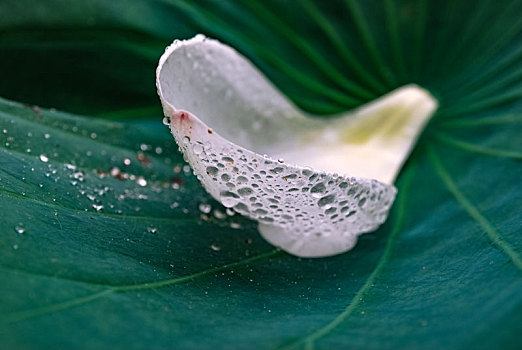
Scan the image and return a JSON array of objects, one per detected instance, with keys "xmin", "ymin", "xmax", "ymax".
[{"xmin": 0, "ymin": 0, "xmax": 521, "ymax": 349}]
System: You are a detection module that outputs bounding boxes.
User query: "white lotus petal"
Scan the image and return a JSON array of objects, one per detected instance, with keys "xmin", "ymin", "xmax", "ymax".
[{"xmin": 157, "ymin": 35, "xmax": 437, "ymax": 257}]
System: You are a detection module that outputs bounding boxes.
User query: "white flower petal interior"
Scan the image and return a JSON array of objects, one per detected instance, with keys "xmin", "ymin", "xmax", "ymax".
[{"xmin": 157, "ymin": 35, "xmax": 437, "ymax": 258}]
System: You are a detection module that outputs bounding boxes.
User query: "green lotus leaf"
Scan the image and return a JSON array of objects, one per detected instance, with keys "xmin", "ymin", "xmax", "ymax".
[{"xmin": 0, "ymin": 0, "xmax": 521, "ymax": 349}]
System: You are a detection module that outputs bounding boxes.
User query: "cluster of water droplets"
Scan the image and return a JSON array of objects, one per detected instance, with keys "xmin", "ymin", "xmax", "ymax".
[
  {"xmin": 173, "ymin": 128, "xmax": 396, "ymax": 241},
  {"xmin": 2, "ymin": 111, "xmax": 194, "ymax": 239},
  {"xmin": 2, "ymin": 100, "xmax": 257, "ymax": 256}
]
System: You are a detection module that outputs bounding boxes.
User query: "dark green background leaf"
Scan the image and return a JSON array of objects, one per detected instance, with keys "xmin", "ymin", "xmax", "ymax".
[{"xmin": 1, "ymin": 0, "xmax": 521, "ymax": 349}]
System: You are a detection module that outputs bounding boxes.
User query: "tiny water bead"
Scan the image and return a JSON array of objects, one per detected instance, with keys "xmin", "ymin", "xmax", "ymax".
[
  {"xmin": 14, "ymin": 223, "xmax": 25, "ymax": 234},
  {"xmin": 220, "ymin": 191, "xmax": 240, "ymax": 208},
  {"xmin": 318, "ymin": 194, "xmax": 336, "ymax": 207},
  {"xmin": 110, "ymin": 167, "xmax": 121, "ymax": 177},
  {"xmin": 136, "ymin": 177, "xmax": 147, "ymax": 187},
  {"xmin": 198, "ymin": 203, "xmax": 212, "ymax": 214},
  {"xmin": 213, "ymin": 209, "xmax": 226, "ymax": 219},
  {"xmin": 310, "ymin": 182, "xmax": 326, "ymax": 198},
  {"xmin": 140, "ymin": 144, "xmax": 151, "ymax": 151},
  {"xmin": 229, "ymin": 222, "xmax": 241, "ymax": 229},
  {"xmin": 39, "ymin": 154, "xmax": 49, "ymax": 163},
  {"xmin": 206, "ymin": 166, "xmax": 219, "ymax": 176},
  {"xmin": 193, "ymin": 143, "xmax": 204, "ymax": 155}
]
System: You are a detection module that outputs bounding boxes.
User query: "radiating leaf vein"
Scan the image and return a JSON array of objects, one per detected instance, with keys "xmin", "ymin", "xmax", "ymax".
[
  {"xmin": 428, "ymin": 147, "xmax": 522, "ymax": 271},
  {"xmin": 1, "ymin": 249, "xmax": 282, "ymax": 324},
  {"xmin": 434, "ymin": 133, "xmax": 522, "ymax": 159},
  {"xmin": 279, "ymin": 163, "xmax": 416, "ymax": 350}
]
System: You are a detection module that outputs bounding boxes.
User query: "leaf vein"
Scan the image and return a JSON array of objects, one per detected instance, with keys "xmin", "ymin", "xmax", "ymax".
[
  {"xmin": 1, "ymin": 249, "xmax": 282, "ymax": 324},
  {"xmin": 279, "ymin": 162, "xmax": 417, "ymax": 349},
  {"xmin": 428, "ymin": 147, "xmax": 522, "ymax": 271},
  {"xmin": 434, "ymin": 133, "xmax": 522, "ymax": 159}
]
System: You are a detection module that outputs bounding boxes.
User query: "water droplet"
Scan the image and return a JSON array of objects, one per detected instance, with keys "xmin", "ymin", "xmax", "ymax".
[
  {"xmin": 192, "ymin": 144, "xmax": 204, "ymax": 155},
  {"xmin": 123, "ymin": 158, "xmax": 131, "ymax": 166},
  {"xmin": 270, "ymin": 167, "xmax": 284, "ymax": 174},
  {"xmin": 72, "ymin": 171, "xmax": 84, "ymax": 181},
  {"xmin": 254, "ymin": 208, "xmax": 268, "ymax": 215},
  {"xmin": 310, "ymin": 182, "xmax": 326, "ymax": 198},
  {"xmin": 162, "ymin": 117, "xmax": 170, "ymax": 126},
  {"xmin": 318, "ymin": 194, "xmax": 336, "ymax": 207},
  {"xmin": 39, "ymin": 154, "xmax": 49, "ymax": 163},
  {"xmin": 14, "ymin": 223, "xmax": 25, "ymax": 234},
  {"xmin": 137, "ymin": 177, "xmax": 147, "ymax": 187},
  {"xmin": 93, "ymin": 204, "xmax": 103, "ymax": 212},
  {"xmin": 230, "ymin": 201, "xmax": 247, "ymax": 213},
  {"xmin": 301, "ymin": 167, "xmax": 313, "ymax": 176},
  {"xmin": 110, "ymin": 167, "xmax": 121, "ymax": 177},
  {"xmin": 220, "ymin": 191, "xmax": 240, "ymax": 207},
  {"xmin": 213, "ymin": 209, "xmax": 226, "ymax": 219},
  {"xmin": 206, "ymin": 166, "xmax": 219, "ymax": 176},
  {"xmin": 346, "ymin": 210, "xmax": 356, "ymax": 218},
  {"xmin": 90, "ymin": 132, "xmax": 97, "ymax": 139},
  {"xmin": 210, "ymin": 244, "xmax": 220, "ymax": 251},
  {"xmin": 44, "ymin": 133, "xmax": 51, "ymax": 139},
  {"xmin": 238, "ymin": 187, "xmax": 253, "ymax": 196},
  {"xmin": 147, "ymin": 227, "xmax": 157, "ymax": 234},
  {"xmin": 199, "ymin": 203, "xmax": 212, "ymax": 214},
  {"xmin": 230, "ymin": 222, "xmax": 241, "ymax": 229}
]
